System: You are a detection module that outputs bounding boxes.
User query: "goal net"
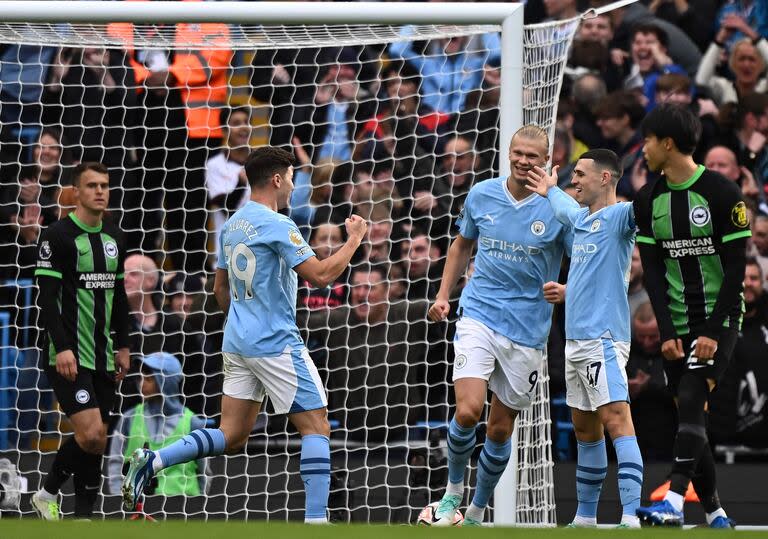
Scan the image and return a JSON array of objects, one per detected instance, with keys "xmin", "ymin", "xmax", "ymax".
[{"xmin": 0, "ymin": 1, "xmax": 584, "ymax": 524}]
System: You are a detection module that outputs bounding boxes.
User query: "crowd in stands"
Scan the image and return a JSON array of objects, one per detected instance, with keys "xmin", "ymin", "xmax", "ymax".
[{"xmin": 1, "ymin": 0, "xmax": 768, "ymax": 460}]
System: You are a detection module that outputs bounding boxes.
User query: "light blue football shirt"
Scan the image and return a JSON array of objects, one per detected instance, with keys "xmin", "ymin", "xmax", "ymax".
[
  {"xmin": 457, "ymin": 177, "xmax": 572, "ymax": 350},
  {"xmin": 548, "ymin": 187, "xmax": 635, "ymax": 342},
  {"xmin": 217, "ymin": 201, "xmax": 316, "ymax": 357}
]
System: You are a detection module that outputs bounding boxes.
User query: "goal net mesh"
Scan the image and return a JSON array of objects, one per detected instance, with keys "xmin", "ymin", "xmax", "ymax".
[{"xmin": 0, "ymin": 12, "xmax": 580, "ymax": 524}]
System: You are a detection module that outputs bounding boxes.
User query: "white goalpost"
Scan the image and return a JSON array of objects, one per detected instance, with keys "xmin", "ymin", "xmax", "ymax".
[{"xmin": 0, "ymin": 0, "xmax": 595, "ymax": 525}]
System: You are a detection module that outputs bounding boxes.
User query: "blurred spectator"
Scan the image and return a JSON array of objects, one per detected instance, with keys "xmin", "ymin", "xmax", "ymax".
[
  {"xmin": 628, "ymin": 245, "xmax": 649, "ymax": 318},
  {"xmin": 593, "ymin": 0, "xmax": 702, "ymax": 75},
  {"xmin": 552, "ymin": 128, "xmax": 576, "ymax": 187},
  {"xmin": 250, "ymin": 46, "xmax": 376, "ymax": 148},
  {"xmin": 748, "ymin": 213, "xmax": 768, "ymax": 280},
  {"xmin": 107, "ymin": 353, "xmax": 207, "ymax": 496},
  {"xmin": 578, "ymin": 13, "xmax": 614, "ymax": 45},
  {"xmin": 311, "ymin": 56, "xmax": 376, "ymax": 163},
  {"xmin": 718, "ymin": 93, "xmax": 768, "ymax": 187},
  {"xmin": 704, "ymin": 145, "xmax": 761, "ymax": 202},
  {"xmin": 206, "ymin": 106, "xmax": 252, "ymax": 259},
  {"xmin": 618, "ymin": 24, "xmax": 686, "ymax": 105},
  {"xmin": 0, "ymin": 44, "xmax": 56, "ymax": 168},
  {"xmin": 124, "ymin": 254, "xmax": 184, "ymax": 361},
  {"xmin": 124, "ymin": 255, "xmax": 207, "ymax": 413},
  {"xmin": 696, "ymin": 37, "xmax": 768, "ymax": 106},
  {"xmin": 290, "ymin": 152, "xmax": 340, "ymax": 232},
  {"xmin": 627, "ymin": 302, "xmax": 676, "ymax": 459},
  {"xmin": 715, "ymin": 0, "xmax": 768, "ymax": 50},
  {"xmin": 301, "ymin": 265, "xmax": 430, "ymax": 442},
  {"xmin": 457, "ymin": 63, "xmax": 502, "ymax": 171},
  {"xmin": 709, "ymin": 257, "xmax": 768, "ymax": 448},
  {"xmin": 0, "ymin": 128, "xmax": 68, "ymax": 279},
  {"xmin": 389, "ymin": 28, "xmax": 498, "ymax": 114},
  {"xmin": 593, "ymin": 91, "xmax": 646, "ymax": 198},
  {"xmin": 298, "ymin": 223, "xmax": 347, "ymax": 311},
  {"xmin": 645, "ymin": 0, "xmax": 716, "ymax": 52},
  {"xmin": 556, "ymin": 99, "xmax": 590, "ymax": 163},
  {"xmin": 42, "ymin": 46, "xmax": 139, "ymax": 230},
  {"xmin": 543, "ymin": 0, "xmax": 579, "ymax": 21},
  {"xmin": 570, "ymin": 74, "xmax": 607, "ymax": 147},
  {"xmin": 163, "ymin": 273, "xmax": 205, "ymax": 320},
  {"xmin": 109, "ymin": 11, "xmax": 233, "ymax": 274},
  {"xmin": 653, "ymin": 73, "xmax": 720, "ymax": 161},
  {"xmin": 404, "ymin": 232, "xmax": 442, "ymax": 301}
]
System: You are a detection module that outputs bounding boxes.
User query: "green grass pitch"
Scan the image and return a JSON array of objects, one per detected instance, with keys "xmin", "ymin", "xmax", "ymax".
[{"xmin": 0, "ymin": 521, "xmax": 763, "ymax": 539}]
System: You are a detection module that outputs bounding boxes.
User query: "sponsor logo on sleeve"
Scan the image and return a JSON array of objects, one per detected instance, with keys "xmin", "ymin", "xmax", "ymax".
[
  {"xmin": 288, "ymin": 229, "xmax": 304, "ymax": 246},
  {"xmin": 296, "ymin": 246, "xmax": 310, "ymax": 257},
  {"xmin": 732, "ymin": 201, "xmax": 749, "ymax": 228},
  {"xmin": 39, "ymin": 241, "xmax": 52, "ymax": 260}
]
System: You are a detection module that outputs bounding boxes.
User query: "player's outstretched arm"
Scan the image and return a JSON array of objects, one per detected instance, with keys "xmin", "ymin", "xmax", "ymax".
[
  {"xmin": 295, "ymin": 215, "xmax": 367, "ymax": 289},
  {"xmin": 428, "ymin": 234, "xmax": 475, "ymax": 322}
]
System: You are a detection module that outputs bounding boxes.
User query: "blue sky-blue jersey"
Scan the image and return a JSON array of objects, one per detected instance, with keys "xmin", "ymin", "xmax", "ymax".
[
  {"xmin": 548, "ymin": 187, "xmax": 635, "ymax": 342},
  {"xmin": 217, "ymin": 202, "xmax": 315, "ymax": 357},
  {"xmin": 457, "ymin": 177, "xmax": 572, "ymax": 350}
]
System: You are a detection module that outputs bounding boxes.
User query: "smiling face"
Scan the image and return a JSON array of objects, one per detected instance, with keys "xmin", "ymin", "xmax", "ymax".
[
  {"xmin": 34, "ymin": 133, "xmax": 62, "ymax": 180},
  {"xmin": 225, "ymin": 110, "xmax": 252, "ymax": 149},
  {"xmin": 632, "ymin": 31, "xmax": 664, "ymax": 73},
  {"xmin": 570, "ymin": 158, "xmax": 608, "ymax": 206},
  {"xmin": 276, "ymin": 165, "xmax": 295, "ymax": 210},
  {"xmin": 508, "ymin": 135, "xmax": 549, "ymax": 187}
]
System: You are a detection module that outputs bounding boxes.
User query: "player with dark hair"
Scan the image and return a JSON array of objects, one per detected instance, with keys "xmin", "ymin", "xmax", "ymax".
[
  {"xmin": 633, "ymin": 104, "xmax": 750, "ymax": 528},
  {"xmin": 527, "ymin": 149, "xmax": 642, "ymax": 528},
  {"xmin": 123, "ymin": 146, "xmax": 367, "ymax": 523},
  {"xmin": 32, "ymin": 162, "xmax": 131, "ymax": 520}
]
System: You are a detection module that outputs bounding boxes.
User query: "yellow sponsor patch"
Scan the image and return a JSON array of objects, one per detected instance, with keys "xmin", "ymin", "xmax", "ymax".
[{"xmin": 731, "ymin": 201, "xmax": 749, "ymax": 228}]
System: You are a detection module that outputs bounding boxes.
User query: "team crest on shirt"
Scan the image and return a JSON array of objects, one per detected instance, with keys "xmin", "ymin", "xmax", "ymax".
[
  {"xmin": 75, "ymin": 390, "xmax": 90, "ymax": 404},
  {"xmin": 590, "ymin": 220, "xmax": 601, "ymax": 233},
  {"xmin": 689, "ymin": 205, "xmax": 711, "ymax": 227},
  {"xmin": 731, "ymin": 201, "xmax": 749, "ymax": 228},
  {"xmin": 455, "ymin": 355, "xmax": 467, "ymax": 370},
  {"xmin": 288, "ymin": 229, "xmax": 303, "ymax": 246},
  {"xmin": 39, "ymin": 241, "xmax": 52, "ymax": 260},
  {"xmin": 530, "ymin": 220, "xmax": 546, "ymax": 236},
  {"xmin": 103, "ymin": 241, "xmax": 118, "ymax": 259}
]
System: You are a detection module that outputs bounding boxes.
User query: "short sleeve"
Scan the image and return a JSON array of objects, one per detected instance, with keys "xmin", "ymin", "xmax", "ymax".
[
  {"xmin": 34, "ymin": 225, "xmax": 67, "ymax": 279},
  {"xmin": 270, "ymin": 217, "xmax": 316, "ymax": 268},
  {"xmin": 456, "ymin": 189, "xmax": 478, "ymax": 240},
  {"xmin": 613, "ymin": 202, "xmax": 636, "ymax": 238},
  {"xmin": 633, "ymin": 185, "xmax": 655, "ymax": 246},
  {"xmin": 715, "ymin": 181, "xmax": 751, "ymax": 244}
]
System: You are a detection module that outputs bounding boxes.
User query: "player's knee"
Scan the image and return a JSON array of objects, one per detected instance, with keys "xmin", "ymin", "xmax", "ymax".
[
  {"xmin": 76, "ymin": 427, "xmax": 106, "ymax": 455},
  {"xmin": 221, "ymin": 427, "xmax": 249, "ymax": 453},
  {"xmin": 485, "ymin": 422, "xmax": 513, "ymax": 443},
  {"xmin": 455, "ymin": 405, "xmax": 482, "ymax": 428}
]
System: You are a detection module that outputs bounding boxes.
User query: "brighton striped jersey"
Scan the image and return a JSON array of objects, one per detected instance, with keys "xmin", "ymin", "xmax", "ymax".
[
  {"xmin": 217, "ymin": 201, "xmax": 316, "ymax": 357},
  {"xmin": 547, "ymin": 187, "xmax": 635, "ymax": 342},
  {"xmin": 35, "ymin": 213, "xmax": 125, "ymax": 372},
  {"xmin": 457, "ymin": 177, "xmax": 572, "ymax": 350},
  {"xmin": 633, "ymin": 165, "xmax": 751, "ymax": 336}
]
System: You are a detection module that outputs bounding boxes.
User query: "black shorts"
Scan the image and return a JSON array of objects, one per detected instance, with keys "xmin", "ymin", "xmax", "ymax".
[
  {"xmin": 45, "ymin": 366, "xmax": 116, "ymax": 423},
  {"xmin": 664, "ymin": 328, "xmax": 738, "ymax": 396}
]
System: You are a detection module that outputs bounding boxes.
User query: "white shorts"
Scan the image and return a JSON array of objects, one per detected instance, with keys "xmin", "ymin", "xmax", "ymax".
[
  {"xmin": 222, "ymin": 348, "xmax": 327, "ymax": 415},
  {"xmin": 452, "ymin": 317, "xmax": 544, "ymax": 411},
  {"xmin": 565, "ymin": 338, "xmax": 630, "ymax": 412}
]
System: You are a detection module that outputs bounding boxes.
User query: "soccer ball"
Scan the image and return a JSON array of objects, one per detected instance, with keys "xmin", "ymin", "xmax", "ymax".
[{"xmin": 417, "ymin": 501, "xmax": 464, "ymax": 526}]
